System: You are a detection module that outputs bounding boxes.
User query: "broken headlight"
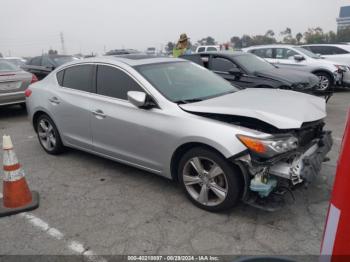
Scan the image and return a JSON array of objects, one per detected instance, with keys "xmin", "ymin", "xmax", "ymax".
[{"xmin": 237, "ymin": 134, "xmax": 298, "ymax": 158}]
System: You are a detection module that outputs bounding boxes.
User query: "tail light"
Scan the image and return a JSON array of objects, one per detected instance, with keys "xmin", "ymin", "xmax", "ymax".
[
  {"xmin": 30, "ymin": 74, "xmax": 38, "ymax": 84},
  {"xmin": 25, "ymin": 89, "xmax": 32, "ymax": 97}
]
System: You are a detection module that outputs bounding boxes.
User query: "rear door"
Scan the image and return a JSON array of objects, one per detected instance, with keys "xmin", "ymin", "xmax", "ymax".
[
  {"xmin": 250, "ymin": 48, "xmax": 277, "ymax": 64},
  {"xmin": 50, "ymin": 64, "xmax": 94, "ymax": 150}
]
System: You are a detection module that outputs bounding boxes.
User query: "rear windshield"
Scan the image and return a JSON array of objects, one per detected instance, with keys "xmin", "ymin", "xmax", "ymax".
[{"xmin": 0, "ymin": 60, "xmax": 20, "ymax": 72}]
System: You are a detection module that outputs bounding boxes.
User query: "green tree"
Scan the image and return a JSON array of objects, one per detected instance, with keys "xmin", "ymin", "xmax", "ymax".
[
  {"xmin": 296, "ymin": 32, "xmax": 303, "ymax": 44},
  {"xmin": 197, "ymin": 36, "xmax": 216, "ymax": 46},
  {"xmin": 230, "ymin": 36, "xmax": 242, "ymax": 48},
  {"xmin": 166, "ymin": 42, "xmax": 175, "ymax": 52},
  {"xmin": 303, "ymin": 27, "xmax": 326, "ymax": 44},
  {"xmin": 281, "ymin": 27, "xmax": 296, "ymax": 44},
  {"xmin": 241, "ymin": 35, "xmax": 253, "ymax": 47},
  {"xmin": 48, "ymin": 49, "xmax": 58, "ymax": 55},
  {"xmin": 265, "ymin": 30, "xmax": 275, "ymax": 38}
]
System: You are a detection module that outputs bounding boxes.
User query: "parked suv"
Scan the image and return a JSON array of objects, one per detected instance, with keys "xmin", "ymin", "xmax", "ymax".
[
  {"xmin": 301, "ymin": 44, "xmax": 350, "ymax": 87},
  {"xmin": 22, "ymin": 55, "xmax": 78, "ymax": 80},
  {"xmin": 244, "ymin": 45, "xmax": 346, "ymax": 91},
  {"xmin": 26, "ymin": 55, "xmax": 332, "ymax": 212}
]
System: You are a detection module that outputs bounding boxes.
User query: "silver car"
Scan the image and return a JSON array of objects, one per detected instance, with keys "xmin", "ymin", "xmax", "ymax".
[
  {"xmin": 0, "ymin": 59, "xmax": 36, "ymax": 107},
  {"xmin": 26, "ymin": 55, "xmax": 332, "ymax": 212}
]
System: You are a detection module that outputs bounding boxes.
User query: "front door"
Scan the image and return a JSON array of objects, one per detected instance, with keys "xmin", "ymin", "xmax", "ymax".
[
  {"xmin": 90, "ymin": 64, "xmax": 165, "ymax": 172},
  {"xmin": 209, "ymin": 55, "xmax": 255, "ymax": 88}
]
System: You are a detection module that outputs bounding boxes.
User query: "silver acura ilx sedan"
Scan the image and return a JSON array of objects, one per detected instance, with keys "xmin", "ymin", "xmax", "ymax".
[{"xmin": 26, "ymin": 54, "xmax": 332, "ymax": 212}]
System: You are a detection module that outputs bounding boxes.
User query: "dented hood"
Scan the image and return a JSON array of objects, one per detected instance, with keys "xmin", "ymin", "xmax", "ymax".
[{"xmin": 179, "ymin": 88, "xmax": 326, "ymax": 129}]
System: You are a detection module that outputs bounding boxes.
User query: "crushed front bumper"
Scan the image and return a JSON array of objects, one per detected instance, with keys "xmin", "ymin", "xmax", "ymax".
[
  {"xmin": 268, "ymin": 131, "xmax": 333, "ymax": 185},
  {"xmin": 236, "ymin": 131, "xmax": 333, "ymax": 187},
  {"xmin": 236, "ymin": 131, "xmax": 332, "ymax": 211}
]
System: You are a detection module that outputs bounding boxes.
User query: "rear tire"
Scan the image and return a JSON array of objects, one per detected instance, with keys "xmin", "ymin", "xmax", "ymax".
[
  {"xmin": 36, "ymin": 114, "xmax": 64, "ymax": 155},
  {"xmin": 178, "ymin": 147, "xmax": 242, "ymax": 212}
]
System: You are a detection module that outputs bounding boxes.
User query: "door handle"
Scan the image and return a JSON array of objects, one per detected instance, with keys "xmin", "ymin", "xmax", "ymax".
[
  {"xmin": 92, "ymin": 109, "xmax": 106, "ymax": 118},
  {"xmin": 49, "ymin": 97, "xmax": 60, "ymax": 104}
]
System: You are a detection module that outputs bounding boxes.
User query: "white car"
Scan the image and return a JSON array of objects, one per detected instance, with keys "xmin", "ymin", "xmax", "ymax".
[
  {"xmin": 243, "ymin": 45, "xmax": 346, "ymax": 91},
  {"xmin": 2, "ymin": 57, "xmax": 27, "ymax": 67},
  {"xmin": 301, "ymin": 44, "xmax": 350, "ymax": 86},
  {"xmin": 146, "ymin": 47, "xmax": 156, "ymax": 55},
  {"xmin": 195, "ymin": 45, "xmax": 220, "ymax": 53}
]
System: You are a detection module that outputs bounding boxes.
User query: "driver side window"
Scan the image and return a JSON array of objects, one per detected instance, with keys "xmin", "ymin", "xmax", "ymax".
[{"xmin": 211, "ymin": 57, "xmax": 237, "ymax": 72}]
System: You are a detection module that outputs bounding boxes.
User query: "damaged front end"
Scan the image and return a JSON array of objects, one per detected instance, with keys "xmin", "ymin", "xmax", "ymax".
[{"xmin": 233, "ymin": 121, "xmax": 333, "ymax": 211}]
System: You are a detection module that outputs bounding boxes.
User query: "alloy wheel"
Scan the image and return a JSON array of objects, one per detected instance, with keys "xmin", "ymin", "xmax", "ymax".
[
  {"xmin": 182, "ymin": 157, "xmax": 228, "ymax": 206},
  {"xmin": 38, "ymin": 119, "xmax": 57, "ymax": 151},
  {"xmin": 317, "ymin": 75, "xmax": 330, "ymax": 91}
]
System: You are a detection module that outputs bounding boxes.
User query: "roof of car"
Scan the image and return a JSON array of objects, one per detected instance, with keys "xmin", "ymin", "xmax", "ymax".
[
  {"xmin": 69, "ymin": 54, "xmax": 182, "ymax": 67},
  {"xmin": 301, "ymin": 44, "xmax": 349, "ymax": 47},
  {"xmin": 184, "ymin": 51, "xmax": 248, "ymax": 57},
  {"xmin": 244, "ymin": 44, "xmax": 296, "ymax": 49}
]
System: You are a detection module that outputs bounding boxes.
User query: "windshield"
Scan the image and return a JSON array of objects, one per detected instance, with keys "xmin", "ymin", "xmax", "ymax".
[
  {"xmin": 234, "ymin": 54, "xmax": 275, "ymax": 72},
  {"xmin": 136, "ymin": 62, "xmax": 238, "ymax": 103},
  {"xmin": 294, "ymin": 47, "xmax": 320, "ymax": 59},
  {"xmin": 53, "ymin": 56, "xmax": 78, "ymax": 66},
  {"xmin": 0, "ymin": 60, "xmax": 20, "ymax": 72}
]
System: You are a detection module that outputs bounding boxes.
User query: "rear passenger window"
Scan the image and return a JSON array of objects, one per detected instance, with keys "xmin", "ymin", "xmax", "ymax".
[
  {"xmin": 62, "ymin": 65, "xmax": 94, "ymax": 92},
  {"xmin": 96, "ymin": 65, "xmax": 143, "ymax": 100},
  {"xmin": 252, "ymin": 48, "xmax": 273, "ymax": 58},
  {"xmin": 56, "ymin": 70, "xmax": 64, "ymax": 86}
]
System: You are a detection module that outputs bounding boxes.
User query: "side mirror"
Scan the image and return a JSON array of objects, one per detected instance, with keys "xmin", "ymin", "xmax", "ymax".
[
  {"xmin": 127, "ymin": 91, "xmax": 155, "ymax": 108},
  {"xmin": 294, "ymin": 55, "xmax": 305, "ymax": 61},
  {"xmin": 229, "ymin": 68, "xmax": 243, "ymax": 77}
]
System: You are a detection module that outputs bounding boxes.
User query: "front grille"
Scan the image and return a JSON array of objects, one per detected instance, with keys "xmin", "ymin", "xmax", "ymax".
[{"xmin": 297, "ymin": 121, "xmax": 324, "ymax": 146}]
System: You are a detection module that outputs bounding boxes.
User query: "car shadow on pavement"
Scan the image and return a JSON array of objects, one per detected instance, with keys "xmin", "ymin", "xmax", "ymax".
[
  {"xmin": 0, "ymin": 105, "xmax": 27, "ymax": 119},
  {"xmin": 58, "ymin": 147, "xmax": 265, "ymax": 218}
]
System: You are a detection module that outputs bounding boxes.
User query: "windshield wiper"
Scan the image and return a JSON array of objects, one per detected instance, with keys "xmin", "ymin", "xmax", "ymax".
[{"xmin": 175, "ymin": 98, "xmax": 203, "ymax": 104}]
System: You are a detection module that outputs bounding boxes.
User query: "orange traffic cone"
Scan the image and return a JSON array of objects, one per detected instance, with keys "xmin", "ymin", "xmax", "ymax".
[{"xmin": 0, "ymin": 135, "xmax": 39, "ymax": 217}]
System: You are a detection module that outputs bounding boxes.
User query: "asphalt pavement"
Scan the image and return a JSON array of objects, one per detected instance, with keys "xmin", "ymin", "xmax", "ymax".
[{"xmin": 0, "ymin": 90, "xmax": 349, "ymax": 258}]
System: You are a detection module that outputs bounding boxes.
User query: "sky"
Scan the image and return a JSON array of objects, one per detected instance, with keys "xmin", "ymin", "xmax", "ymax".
[{"xmin": 0, "ymin": 0, "xmax": 349, "ymax": 57}]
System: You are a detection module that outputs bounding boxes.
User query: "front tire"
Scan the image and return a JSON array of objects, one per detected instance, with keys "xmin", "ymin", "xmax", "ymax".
[
  {"xmin": 36, "ymin": 114, "xmax": 64, "ymax": 155},
  {"xmin": 314, "ymin": 72, "xmax": 332, "ymax": 91},
  {"xmin": 178, "ymin": 147, "xmax": 242, "ymax": 212}
]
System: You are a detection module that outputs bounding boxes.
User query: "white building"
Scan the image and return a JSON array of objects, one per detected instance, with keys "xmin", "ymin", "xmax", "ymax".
[{"xmin": 337, "ymin": 6, "xmax": 350, "ymax": 31}]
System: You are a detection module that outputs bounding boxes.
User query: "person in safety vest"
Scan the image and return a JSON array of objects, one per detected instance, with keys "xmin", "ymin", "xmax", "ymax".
[{"xmin": 173, "ymin": 33, "xmax": 191, "ymax": 58}]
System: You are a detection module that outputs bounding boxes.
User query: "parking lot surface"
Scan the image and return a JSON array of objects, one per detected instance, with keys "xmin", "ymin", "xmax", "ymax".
[{"xmin": 0, "ymin": 91, "xmax": 349, "ymax": 257}]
